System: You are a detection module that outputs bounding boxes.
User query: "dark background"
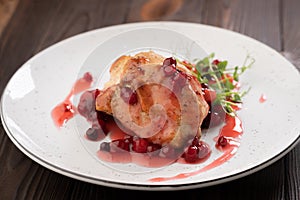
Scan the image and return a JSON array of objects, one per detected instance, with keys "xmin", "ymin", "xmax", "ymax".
[{"xmin": 0, "ymin": 0, "xmax": 299, "ymax": 199}]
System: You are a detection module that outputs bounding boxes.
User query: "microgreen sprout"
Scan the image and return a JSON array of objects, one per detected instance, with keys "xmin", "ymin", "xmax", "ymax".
[{"xmin": 192, "ymin": 53, "xmax": 254, "ymax": 116}]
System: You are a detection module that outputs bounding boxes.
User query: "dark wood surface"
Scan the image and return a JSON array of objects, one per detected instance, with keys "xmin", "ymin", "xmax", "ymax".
[{"xmin": 0, "ymin": 0, "xmax": 299, "ymax": 199}]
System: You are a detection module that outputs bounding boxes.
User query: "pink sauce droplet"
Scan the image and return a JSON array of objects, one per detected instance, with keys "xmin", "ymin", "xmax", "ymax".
[
  {"xmin": 259, "ymin": 94, "xmax": 267, "ymax": 103},
  {"xmin": 51, "ymin": 100, "xmax": 76, "ymax": 127},
  {"xmin": 149, "ymin": 115, "xmax": 243, "ymax": 182},
  {"xmin": 51, "ymin": 72, "xmax": 93, "ymax": 127}
]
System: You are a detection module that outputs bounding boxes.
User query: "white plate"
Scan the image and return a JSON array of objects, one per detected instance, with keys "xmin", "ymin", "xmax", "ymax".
[{"xmin": 1, "ymin": 22, "xmax": 300, "ymax": 191}]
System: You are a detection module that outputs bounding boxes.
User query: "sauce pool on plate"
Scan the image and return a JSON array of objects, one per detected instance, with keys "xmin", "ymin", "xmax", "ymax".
[{"xmin": 51, "ymin": 72, "xmax": 93, "ymax": 127}]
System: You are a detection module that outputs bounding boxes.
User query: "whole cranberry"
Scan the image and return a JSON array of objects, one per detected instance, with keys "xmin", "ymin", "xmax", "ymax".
[
  {"xmin": 132, "ymin": 137, "xmax": 149, "ymax": 153},
  {"xmin": 77, "ymin": 90, "xmax": 96, "ymax": 119},
  {"xmin": 163, "ymin": 57, "xmax": 177, "ymax": 67},
  {"xmin": 217, "ymin": 136, "xmax": 228, "ymax": 147},
  {"xmin": 197, "ymin": 141, "xmax": 210, "ymax": 159},
  {"xmin": 86, "ymin": 127, "xmax": 99, "ymax": 141},
  {"xmin": 100, "ymin": 142, "xmax": 110, "ymax": 152},
  {"xmin": 184, "ymin": 145, "xmax": 199, "ymax": 163},
  {"xmin": 212, "ymin": 59, "xmax": 220, "ymax": 65},
  {"xmin": 191, "ymin": 136, "xmax": 200, "ymax": 146}
]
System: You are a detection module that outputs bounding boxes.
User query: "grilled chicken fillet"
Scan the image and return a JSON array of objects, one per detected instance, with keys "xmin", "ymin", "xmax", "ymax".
[{"xmin": 96, "ymin": 51, "xmax": 209, "ymax": 149}]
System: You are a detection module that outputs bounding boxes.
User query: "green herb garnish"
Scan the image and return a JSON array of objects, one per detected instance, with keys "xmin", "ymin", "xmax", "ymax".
[{"xmin": 192, "ymin": 53, "xmax": 255, "ymax": 116}]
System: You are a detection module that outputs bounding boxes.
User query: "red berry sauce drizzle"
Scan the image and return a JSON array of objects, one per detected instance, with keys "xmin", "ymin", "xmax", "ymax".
[
  {"xmin": 51, "ymin": 72, "xmax": 93, "ymax": 127},
  {"xmin": 259, "ymin": 93, "xmax": 267, "ymax": 103},
  {"xmin": 149, "ymin": 113, "xmax": 243, "ymax": 182},
  {"xmin": 51, "ymin": 57, "xmax": 245, "ymax": 182}
]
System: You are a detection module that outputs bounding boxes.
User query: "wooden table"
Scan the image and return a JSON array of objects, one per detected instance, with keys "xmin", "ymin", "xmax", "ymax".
[{"xmin": 0, "ymin": 0, "xmax": 299, "ymax": 199}]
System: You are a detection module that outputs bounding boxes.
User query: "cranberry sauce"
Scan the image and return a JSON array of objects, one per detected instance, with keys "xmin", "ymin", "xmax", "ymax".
[
  {"xmin": 178, "ymin": 137, "xmax": 211, "ymax": 164},
  {"xmin": 259, "ymin": 94, "xmax": 267, "ymax": 103},
  {"xmin": 97, "ymin": 133, "xmax": 211, "ymax": 168},
  {"xmin": 51, "ymin": 72, "xmax": 93, "ymax": 127},
  {"xmin": 149, "ymin": 113, "xmax": 244, "ymax": 182},
  {"xmin": 51, "ymin": 100, "xmax": 75, "ymax": 128},
  {"xmin": 77, "ymin": 89, "xmax": 113, "ymax": 141}
]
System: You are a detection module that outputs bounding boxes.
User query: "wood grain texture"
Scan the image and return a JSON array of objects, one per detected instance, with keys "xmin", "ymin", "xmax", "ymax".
[
  {"xmin": 140, "ymin": 0, "xmax": 183, "ymax": 21},
  {"xmin": 282, "ymin": 0, "xmax": 300, "ymax": 70},
  {"xmin": 0, "ymin": 0, "xmax": 19, "ymax": 36},
  {"xmin": 202, "ymin": 0, "xmax": 281, "ymax": 50},
  {"xmin": 0, "ymin": 0, "xmax": 299, "ymax": 199}
]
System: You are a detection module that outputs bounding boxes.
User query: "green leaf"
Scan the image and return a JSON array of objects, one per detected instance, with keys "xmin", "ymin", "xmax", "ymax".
[
  {"xmin": 217, "ymin": 61, "xmax": 228, "ymax": 71},
  {"xmin": 224, "ymin": 103, "xmax": 234, "ymax": 114},
  {"xmin": 233, "ymin": 66, "xmax": 239, "ymax": 81},
  {"xmin": 241, "ymin": 66, "xmax": 248, "ymax": 73},
  {"xmin": 187, "ymin": 52, "xmax": 254, "ymax": 117},
  {"xmin": 232, "ymin": 94, "xmax": 242, "ymax": 102},
  {"xmin": 225, "ymin": 79, "xmax": 234, "ymax": 90}
]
